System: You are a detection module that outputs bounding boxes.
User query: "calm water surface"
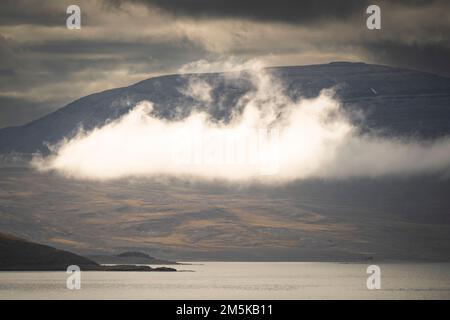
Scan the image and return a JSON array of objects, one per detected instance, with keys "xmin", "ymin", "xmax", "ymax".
[{"xmin": 1, "ymin": 262, "xmax": 450, "ymax": 299}]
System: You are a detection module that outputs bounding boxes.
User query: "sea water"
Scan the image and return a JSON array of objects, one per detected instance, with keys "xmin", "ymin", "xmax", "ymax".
[{"xmin": 1, "ymin": 262, "xmax": 449, "ymax": 299}]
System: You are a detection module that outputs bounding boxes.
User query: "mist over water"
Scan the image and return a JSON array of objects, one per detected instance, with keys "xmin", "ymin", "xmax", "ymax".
[{"xmin": 32, "ymin": 67, "xmax": 450, "ymax": 182}]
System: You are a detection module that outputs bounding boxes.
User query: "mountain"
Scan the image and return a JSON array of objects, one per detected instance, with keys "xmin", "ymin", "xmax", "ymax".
[
  {"xmin": 0, "ymin": 232, "xmax": 98, "ymax": 271},
  {"xmin": 1, "ymin": 62, "xmax": 450, "ymax": 262},
  {"xmin": 1, "ymin": 62, "xmax": 450, "ymax": 154}
]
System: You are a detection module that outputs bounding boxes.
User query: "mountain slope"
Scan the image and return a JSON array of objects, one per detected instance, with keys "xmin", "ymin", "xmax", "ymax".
[
  {"xmin": 1, "ymin": 62, "xmax": 450, "ymax": 154},
  {"xmin": 2, "ymin": 166, "xmax": 450, "ymax": 262}
]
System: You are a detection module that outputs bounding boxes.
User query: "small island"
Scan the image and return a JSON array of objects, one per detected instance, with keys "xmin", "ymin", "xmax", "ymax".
[{"xmin": 88, "ymin": 251, "xmax": 179, "ymax": 266}]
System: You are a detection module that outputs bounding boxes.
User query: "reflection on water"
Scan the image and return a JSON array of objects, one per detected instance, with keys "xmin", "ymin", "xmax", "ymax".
[{"xmin": 1, "ymin": 262, "xmax": 450, "ymax": 299}]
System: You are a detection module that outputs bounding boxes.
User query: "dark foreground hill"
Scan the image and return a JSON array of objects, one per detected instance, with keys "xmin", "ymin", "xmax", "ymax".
[
  {"xmin": 0, "ymin": 232, "xmax": 98, "ymax": 271},
  {"xmin": 1, "ymin": 62, "xmax": 450, "ymax": 154},
  {"xmin": 0, "ymin": 232, "xmax": 176, "ymax": 271}
]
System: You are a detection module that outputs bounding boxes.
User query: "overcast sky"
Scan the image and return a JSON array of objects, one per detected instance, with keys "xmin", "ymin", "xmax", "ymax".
[{"xmin": 0, "ymin": 0, "xmax": 449, "ymax": 128}]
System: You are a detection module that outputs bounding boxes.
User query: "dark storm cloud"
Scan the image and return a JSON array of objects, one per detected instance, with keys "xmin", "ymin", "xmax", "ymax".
[
  {"xmin": 118, "ymin": 0, "xmax": 441, "ymax": 24},
  {"xmin": 122, "ymin": 0, "xmax": 365, "ymax": 24},
  {"xmin": 0, "ymin": 0, "xmax": 209, "ymax": 128},
  {"xmin": 0, "ymin": 0, "xmax": 116, "ymax": 27},
  {"xmin": 107, "ymin": 0, "xmax": 450, "ymax": 77},
  {"xmin": 0, "ymin": 34, "xmax": 207, "ymax": 127},
  {"xmin": 110, "ymin": 0, "xmax": 450, "ymax": 78},
  {"xmin": 0, "ymin": 0, "xmax": 63, "ymax": 26},
  {"xmin": 0, "ymin": 0, "xmax": 439, "ymax": 27}
]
